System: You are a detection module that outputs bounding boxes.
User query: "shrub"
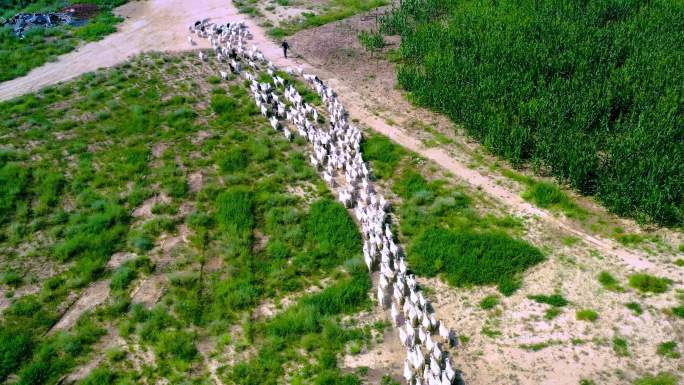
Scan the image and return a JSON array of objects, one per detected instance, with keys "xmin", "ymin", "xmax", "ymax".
[
  {"xmin": 394, "ymin": 171, "xmax": 433, "ymax": 200},
  {"xmin": 358, "ymin": 30, "xmax": 385, "ymax": 51},
  {"xmin": 215, "ymin": 188, "xmax": 254, "ymax": 235},
  {"xmin": 156, "ymin": 330, "xmax": 198, "ymax": 362},
  {"xmin": 211, "ymin": 94, "xmax": 237, "ymax": 115},
  {"xmin": 597, "ymin": 271, "xmax": 623, "ymax": 292},
  {"xmin": 110, "ymin": 266, "xmax": 136, "ymax": 291},
  {"xmin": 1, "ymin": 270, "xmax": 22, "ymax": 288},
  {"xmin": 479, "ymin": 295, "xmax": 499, "ymax": 310},
  {"xmin": 305, "ymin": 199, "xmax": 362, "ymax": 260},
  {"xmin": 360, "ymin": 135, "xmax": 405, "ymax": 179},
  {"xmin": 612, "ymin": 337, "xmax": 629, "ymax": 357},
  {"xmin": 576, "ymin": 309, "xmax": 598, "ymax": 322},
  {"xmin": 628, "ymin": 274, "xmax": 670, "ymax": 293},
  {"xmin": 625, "ymin": 302, "xmax": 643, "ymax": 315},
  {"xmin": 0, "ymin": 329, "xmax": 33, "ymax": 381},
  {"xmin": 672, "ymin": 305, "xmax": 684, "ymax": 319},
  {"xmin": 409, "ymin": 227, "xmax": 544, "ymax": 295},
  {"xmin": 528, "ymin": 294, "xmax": 568, "ymax": 307},
  {"xmin": 633, "ymin": 373, "xmax": 678, "ymax": 385},
  {"xmin": 79, "ymin": 367, "xmax": 117, "ymax": 385},
  {"xmin": 656, "ymin": 341, "xmax": 680, "ymax": 359},
  {"xmin": 218, "ymin": 147, "xmax": 250, "ymax": 173}
]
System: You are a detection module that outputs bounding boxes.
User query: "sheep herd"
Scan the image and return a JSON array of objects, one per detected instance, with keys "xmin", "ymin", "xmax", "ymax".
[{"xmin": 189, "ymin": 19, "xmax": 460, "ymax": 385}]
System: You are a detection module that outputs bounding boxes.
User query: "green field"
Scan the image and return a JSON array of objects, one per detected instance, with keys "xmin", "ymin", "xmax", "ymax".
[
  {"xmin": 0, "ymin": 52, "xmax": 379, "ymax": 384},
  {"xmin": 381, "ymin": 0, "xmax": 684, "ymax": 226},
  {"xmin": 0, "ymin": 0, "xmax": 127, "ymax": 82}
]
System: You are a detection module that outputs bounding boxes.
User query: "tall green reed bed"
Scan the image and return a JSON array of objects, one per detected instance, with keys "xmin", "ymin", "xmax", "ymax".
[
  {"xmin": 381, "ymin": 0, "xmax": 684, "ymax": 227},
  {"xmin": 1, "ymin": 0, "xmax": 129, "ymax": 82},
  {"xmin": 1, "ymin": 51, "xmax": 375, "ymax": 384}
]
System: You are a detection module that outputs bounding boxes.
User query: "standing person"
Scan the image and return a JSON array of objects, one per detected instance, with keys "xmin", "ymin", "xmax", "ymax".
[{"xmin": 281, "ymin": 40, "xmax": 290, "ymax": 58}]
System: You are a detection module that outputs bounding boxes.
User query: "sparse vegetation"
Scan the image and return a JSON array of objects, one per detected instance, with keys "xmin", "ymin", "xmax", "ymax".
[
  {"xmin": 612, "ymin": 337, "xmax": 630, "ymax": 357},
  {"xmin": 625, "ymin": 302, "xmax": 643, "ymax": 316},
  {"xmin": 267, "ymin": 0, "xmax": 389, "ymax": 37},
  {"xmin": 479, "ymin": 295, "xmax": 499, "ymax": 310},
  {"xmin": 528, "ymin": 294, "xmax": 568, "ymax": 307},
  {"xmin": 633, "ymin": 373, "xmax": 678, "ymax": 385},
  {"xmin": 656, "ymin": 341, "xmax": 680, "ymax": 359},
  {"xmin": 0, "ymin": 51, "xmax": 376, "ymax": 384},
  {"xmin": 598, "ymin": 271, "xmax": 624, "ymax": 292},
  {"xmin": 358, "ymin": 30, "xmax": 385, "ymax": 51},
  {"xmin": 576, "ymin": 309, "xmax": 598, "ymax": 322}
]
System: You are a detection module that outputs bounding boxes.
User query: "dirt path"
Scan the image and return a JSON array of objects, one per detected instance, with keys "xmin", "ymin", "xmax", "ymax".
[{"xmin": 1, "ymin": 0, "xmax": 677, "ymax": 280}]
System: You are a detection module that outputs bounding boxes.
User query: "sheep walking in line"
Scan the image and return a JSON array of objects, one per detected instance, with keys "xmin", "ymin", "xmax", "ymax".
[{"xmin": 189, "ymin": 19, "xmax": 460, "ymax": 385}]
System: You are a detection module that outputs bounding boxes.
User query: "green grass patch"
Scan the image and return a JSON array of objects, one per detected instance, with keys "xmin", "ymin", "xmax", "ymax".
[
  {"xmin": 305, "ymin": 198, "xmax": 362, "ymax": 261},
  {"xmin": 360, "ymin": 134, "xmax": 405, "ymax": 179},
  {"xmin": 633, "ymin": 373, "xmax": 678, "ymax": 385},
  {"xmin": 358, "ymin": 30, "xmax": 385, "ymax": 51},
  {"xmin": 656, "ymin": 341, "xmax": 680, "ymax": 359},
  {"xmin": 478, "ymin": 295, "xmax": 499, "ymax": 310},
  {"xmin": 597, "ymin": 271, "xmax": 623, "ymax": 292},
  {"xmin": 521, "ymin": 181, "xmax": 585, "ymax": 219},
  {"xmin": 215, "ymin": 187, "xmax": 254, "ymax": 236},
  {"xmin": 409, "ymin": 227, "xmax": 544, "ymax": 295},
  {"xmin": 628, "ymin": 273, "xmax": 670, "ymax": 294},
  {"xmin": 625, "ymin": 302, "xmax": 643, "ymax": 316},
  {"xmin": 576, "ymin": 309, "xmax": 598, "ymax": 322},
  {"xmin": 528, "ymin": 294, "xmax": 568, "ymax": 307},
  {"xmin": 612, "ymin": 337, "xmax": 629, "ymax": 357}
]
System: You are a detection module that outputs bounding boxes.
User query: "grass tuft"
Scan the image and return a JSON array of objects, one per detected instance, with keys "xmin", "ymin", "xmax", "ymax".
[{"xmin": 409, "ymin": 227, "xmax": 544, "ymax": 295}]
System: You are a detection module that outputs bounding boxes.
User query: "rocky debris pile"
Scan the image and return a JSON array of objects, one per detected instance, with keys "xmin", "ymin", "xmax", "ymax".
[{"xmin": 2, "ymin": 4, "xmax": 98, "ymax": 37}]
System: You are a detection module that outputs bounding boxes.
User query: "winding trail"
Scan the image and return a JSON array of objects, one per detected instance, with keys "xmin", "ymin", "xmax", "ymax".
[{"xmin": 0, "ymin": 0, "xmax": 674, "ymax": 281}]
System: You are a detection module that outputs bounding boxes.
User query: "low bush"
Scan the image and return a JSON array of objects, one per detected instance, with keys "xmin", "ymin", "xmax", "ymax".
[
  {"xmin": 612, "ymin": 337, "xmax": 629, "ymax": 357},
  {"xmin": 305, "ymin": 199, "xmax": 361, "ymax": 261},
  {"xmin": 633, "ymin": 373, "xmax": 678, "ymax": 385},
  {"xmin": 478, "ymin": 295, "xmax": 499, "ymax": 310},
  {"xmin": 528, "ymin": 294, "xmax": 568, "ymax": 307},
  {"xmin": 215, "ymin": 187, "xmax": 254, "ymax": 236},
  {"xmin": 576, "ymin": 309, "xmax": 598, "ymax": 322},
  {"xmin": 597, "ymin": 271, "xmax": 623, "ymax": 292},
  {"xmin": 409, "ymin": 227, "xmax": 544, "ymax": 295},
  {"xmin": 656, "ymin": 341, "xmax": 680, "ymax": 359},
  {"xmin": 625, "ymin": 302, "xmax": 643, "ymax": 316},
  {"xmin": 358, "ymin": 30, "xmax": 385, "ymax": 51},
  {"xmin": 628, "ymin": 273, "xmax": 670, "ymax": 294},
  {"xmin": 394, "ymin": 170, "xmax": 433, "ymax": 200},
  {"xmin": 360, "ymin": 135, "xmax": 405, "ymax": 179}
]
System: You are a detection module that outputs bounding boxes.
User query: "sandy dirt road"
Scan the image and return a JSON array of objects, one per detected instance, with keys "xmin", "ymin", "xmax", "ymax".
[{"xmin": 0, "ymin": 0, "xmax": 678, "ymax": 280}]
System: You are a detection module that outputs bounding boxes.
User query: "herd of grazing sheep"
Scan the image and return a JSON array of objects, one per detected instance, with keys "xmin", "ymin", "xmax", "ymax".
[{"xmin": 189, "ymin": 19, "xmax": 460, "ymax": 385}]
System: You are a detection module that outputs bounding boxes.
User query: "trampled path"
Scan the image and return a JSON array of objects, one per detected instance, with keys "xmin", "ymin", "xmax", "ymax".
[{"xmin": 0, "ymin": 0, "xmax": 676, "ymax": 282}]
